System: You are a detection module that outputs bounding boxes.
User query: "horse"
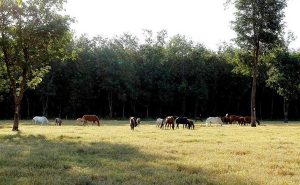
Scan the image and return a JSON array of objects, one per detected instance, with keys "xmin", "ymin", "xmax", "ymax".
[
  {"xmin": 189, "ymin": 120, "xmax": 195, "ymax": 129},
  {"xmin": 221, "ymin": 114, "xmax": 230, "ymax": 124},
  {"xmin": 205, "ymin": 117, "xmax": 223, "ymax": 126},
  {"xmin": 165, "ymin": 116, "xmax": 175, "ymax": 130},
  {"xmin": 55, "ymin": 118, "xmax": 62, "ymax": 126},
  {"xmin": 32, "ymin": 116, "xmax": 49, "ymax": 124},
  {"xmin": 243, "ymin": 116, "xmax": 260, "ymax": 125},
  {"xmin": 82, "ymin": 115, "xmax": 100, "ymax": 126},
  {"xmin": 175, "ymin": 117, "xmax": 194, "ymax": 129},
  {"xmin": 237, "ymin": 116, "xmax": 246, "ymax": 125},
  {"xmin": 130, "ymin": 117, "xmax": 141, "ymax": 130},
  {"xmin": 229, "ymin": 115, "xmax": 240, "ymax": 124},
  {"xmin": 156, "ymin": 118, "xmax": 165, "ymax": 128}
]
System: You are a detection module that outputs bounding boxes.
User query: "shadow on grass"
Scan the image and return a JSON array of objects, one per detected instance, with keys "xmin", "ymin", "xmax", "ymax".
[{"xmin": 0, "ymin": 133, "xmax": 259, "ymax": 185}]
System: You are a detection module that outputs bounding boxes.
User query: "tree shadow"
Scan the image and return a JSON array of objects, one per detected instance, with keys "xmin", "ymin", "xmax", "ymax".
[{"xmin": 0, "ymin": 133, "xmax": 259, "ymax": 185}]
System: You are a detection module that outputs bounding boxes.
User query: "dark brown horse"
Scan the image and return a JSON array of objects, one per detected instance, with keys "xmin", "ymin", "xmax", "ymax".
[
  {"xmin": 165, "ymin": 116, "xmax": 175, "ymax": 130},
  {"xmin": 229, "ymin": 115, "xmax": 241, "ymax": 124},
  {"xmin": 227, "ymin": 115, "xmax": 260, "ymax": 126},
  {"xmin": 221, "ymin": 114, "xmax": 230, "ymax": 124},
  {"xmin": 237, "ymin": 116, "xmax": 246, "ymax": 125},
  {"xmin": 244, "ymin": 116, "xmax": 260, "ymax": 125},
  {"xmin": 189, "ymin": 120, "xmax": 195, "ymax": 129}
]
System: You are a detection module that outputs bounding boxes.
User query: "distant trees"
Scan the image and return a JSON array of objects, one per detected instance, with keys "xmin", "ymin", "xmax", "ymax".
[
  {"xmin": 2, "ymin": 28, "xmax": 300, "ymax": 122},
  {"xmin": 0, "ymin": 0, "xmax": 73, "ymax": 131},
  {"xmin": 266, "ymin": 49, "xmax": 300, "ymax": 122}
]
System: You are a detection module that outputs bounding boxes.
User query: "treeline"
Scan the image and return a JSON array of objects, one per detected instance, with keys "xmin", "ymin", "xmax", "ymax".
[{"xmin": 0, "ymin": 31, "xmax": 299, "ymax": 120}]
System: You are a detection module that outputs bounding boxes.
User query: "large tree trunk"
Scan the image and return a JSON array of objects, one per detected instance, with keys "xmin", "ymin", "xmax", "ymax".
[
  {"xmin": 250, "ymin": 73, "xmax": 257, "ymax": 127},
  {"xmin": 283, "ymin": 98, "xmax": 289, "ymax": 123},
  {"xmin": 251, "ymin": 40, "xmax": 259, "ymax": 127},
  {"xmin": 42, "ymin": 96, "xmax": 49, "ymax": 117},
  {"xmin": 12, "ymin": 102, "xmax": 21, "ymax": 131},
  {"xmin": 26, "ymin": 96, "xmax": 30, "ymax": 119}
]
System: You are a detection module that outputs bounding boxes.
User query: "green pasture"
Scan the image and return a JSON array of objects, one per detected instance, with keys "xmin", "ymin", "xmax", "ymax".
[{"xmin": 0, "ymin": 120, "xmax": 299, "ymax": 185}]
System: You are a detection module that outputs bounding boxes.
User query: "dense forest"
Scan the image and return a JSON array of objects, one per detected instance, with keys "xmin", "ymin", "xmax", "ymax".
[
  {"xmin": 1, "ymin": 0, "xmax": 300, "ymax": 126},
  {"xmin": 1, "ymin": 31, "xmax": 299, "ymax": 120}
]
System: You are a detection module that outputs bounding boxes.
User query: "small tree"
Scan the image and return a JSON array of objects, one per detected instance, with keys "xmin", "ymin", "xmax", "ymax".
[
  {"xmin": 0, "ymin": 0, "xmax": 73, "ymax": 131},
  {"xmin": 230, "ymin": 0, "xmax": 287, "ymax": 126}
]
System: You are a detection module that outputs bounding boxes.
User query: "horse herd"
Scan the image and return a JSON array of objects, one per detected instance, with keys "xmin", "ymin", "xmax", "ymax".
[
  {"xmin": 31, "ymin": 113, "xmax": 259, "ymax": 130},
  {"xmin": 156, "ymin": 116, "xmax": 195, "ymax": 130},
  {"xmin": 154, "ymin": 114, "xmax": 260, "ymax": 130},
  {"xmin": 32, "ymin": 115, "xmax": 100, "ymax": 126}
]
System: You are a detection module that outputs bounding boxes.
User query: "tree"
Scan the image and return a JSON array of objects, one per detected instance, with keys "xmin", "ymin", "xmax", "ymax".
[
  {"xmin": 0, "ymin": 0, "xmax": 73, "ymax": 131},
  {"xmin": 266, "ymin": 49, "xmax": 300, "ymax": 122},
  {"xmin": 230, "ymin": 0, "xmax": 287, "ymax": 126},
  {"xmin": 165, "ymin": 35, "xmax": 193, "ymax": 116}
]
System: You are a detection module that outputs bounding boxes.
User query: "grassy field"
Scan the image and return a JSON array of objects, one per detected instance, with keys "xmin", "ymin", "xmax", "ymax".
[{"xmin": 0, "ymin": 120, "xmax": 300, "ymax": 185}]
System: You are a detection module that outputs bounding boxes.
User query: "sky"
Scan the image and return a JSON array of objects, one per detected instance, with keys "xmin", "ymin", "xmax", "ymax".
[{"xmin": 65, "ymin": 0, "xmax": 300, "ymax": 51}]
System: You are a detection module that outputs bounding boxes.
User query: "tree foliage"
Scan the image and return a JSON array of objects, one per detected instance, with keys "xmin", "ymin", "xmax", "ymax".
[{"xmin": 0, "ymin": 0, "xmax": 73, "ymax": 130}]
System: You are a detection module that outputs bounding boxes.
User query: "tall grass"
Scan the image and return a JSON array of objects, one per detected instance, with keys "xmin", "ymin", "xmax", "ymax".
[{"xmin": 0, "ymin": 120, "xmax": 299, "ymax": 185}]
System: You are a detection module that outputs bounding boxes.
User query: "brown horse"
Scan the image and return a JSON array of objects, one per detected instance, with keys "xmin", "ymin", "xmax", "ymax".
[
  {"xmin": 229, "ymin": 115, "xmax": 241, "ymax": 124},
  {"xmin": 244, "ymin": 116, "xmax": 260, "ymax": 125},
  {"xmin": 165, "ymin": 116, "xmax": 175, "ymax": 130},
  {"xmin": 221, "ymin": 114, "xmax": 230, "ymax": 124},
  {"xmin": 228, "ymin": 115, "xmax": 260, "ymax": 126},
  {"xmin": 82, "ymin": 115, "xmax": 100, "ymax": 126},
  {"xmin": 237, "ymin": 116, "xmax": 246, "ymax": 125}
]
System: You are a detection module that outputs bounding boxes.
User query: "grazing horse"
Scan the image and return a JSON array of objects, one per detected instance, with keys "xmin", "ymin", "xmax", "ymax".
[
  {"xmin": 130, "ymin": 117, "xmax": 141, "ymax": 130},
  {"xmin": 165, "ymin": 116, "xmax": 175, "ymax": 130},
  {"xmin": 156, "ymin": 118, "xmax": 165, "ymax": 128},
  {"xmin": 244, "ymin": 116, "xmax": 260, "ymax": 125},
  {"xmin": 32, "ymin": 116, "xmax": 49, "ymax": 124},
  {"xmin": 205, "ymin": 117, "xmax": 223, "ymax": 126},
  {"xmin": 189, "ymin": 120, "xmax": 195, "ymax": 129},
  {"xmin": 221, "ymin": 114, "xmax": 230, "ymax": 124},
  {"xmin": 175, "ymin": 117, "xmax": 194, "ymax": 129},
  {"xmin": 55, "ymin": 118, "xmax": 62, "ymax": 126},
  {"xmin": 229, "ymin": 115, "xmax": 240, "ymax": 124},
  {"xmin": 237, "ymin": 116, "xmax": 246, "ymax": 125},
  {"xmin": 82, "ymin": 115, "xmax": 100, "ymax": 126}
]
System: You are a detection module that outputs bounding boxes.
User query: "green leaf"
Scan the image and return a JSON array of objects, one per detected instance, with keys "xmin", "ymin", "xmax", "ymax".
[{"xmin": 16, "ymin": 0, "xmax": 22, "ymax": 7}]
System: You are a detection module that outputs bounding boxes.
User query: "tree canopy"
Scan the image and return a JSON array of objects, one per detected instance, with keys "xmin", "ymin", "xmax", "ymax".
[{"xmin": 0, "ymin": 0, "xmax": 73, "ymax": 130}]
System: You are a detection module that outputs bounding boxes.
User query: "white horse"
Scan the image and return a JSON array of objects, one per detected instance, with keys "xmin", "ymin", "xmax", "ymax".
[
  {"xmin": 205, "ymin": 117, "xmax": 223, "ymax": 127},
  {"xmin": 32, "ymin": 116, "xmax": 49, "ymax": 124},
  {"xmin": 156, "ymin": 118, "xmax": 165, "ymax": 128}
]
